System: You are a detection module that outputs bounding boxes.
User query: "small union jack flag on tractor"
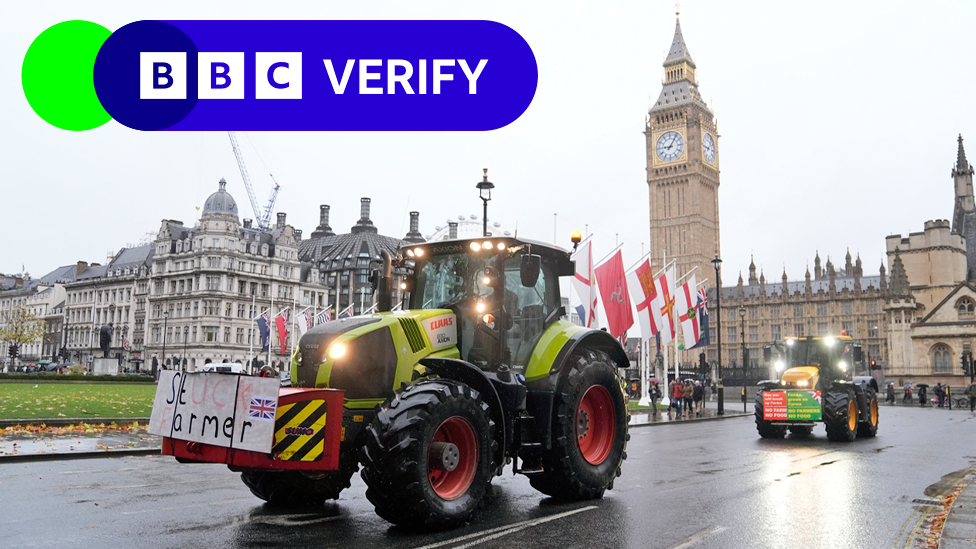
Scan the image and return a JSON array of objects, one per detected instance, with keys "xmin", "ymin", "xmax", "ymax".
[{"xmin": 248, "ymin": 397, "xmax": 277, "ymax": 421}]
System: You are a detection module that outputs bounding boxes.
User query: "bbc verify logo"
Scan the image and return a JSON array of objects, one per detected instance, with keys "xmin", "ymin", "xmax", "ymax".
[
  {"xmin": 141, "ymin": 53, "xmax": 488, "ymax": 100},
  {"xmin": 24, "ymin": 19, "xmax": 537, "ymax": 132},
  {"xmin": 140, "ymin": 52, "xmax": 304, "ymax": 100}
]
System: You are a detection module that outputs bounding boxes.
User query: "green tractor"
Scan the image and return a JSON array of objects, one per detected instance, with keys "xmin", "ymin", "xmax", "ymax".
[
  {"xmin": 755, "ymin": 335, "xmax": 879, "ymax": 442},
  {"xmin": 243, "ymin": 236, "xmax": 630, "ymax": 527}
]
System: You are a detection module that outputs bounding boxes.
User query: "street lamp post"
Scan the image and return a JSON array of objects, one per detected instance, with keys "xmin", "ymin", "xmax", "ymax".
[
  {"xmin": 739, "ymin": 305, "xmax": 747, "ymax": 413},
  {"xmin": 182, "ymin": 325, "xmax": 189, "ymax": 372},
  {"xmin": 161, "ymin": 310, "xmax": 169, "ymax": 373},
  {"xmin": 476, "ymin": 168, "xmax": 494, "ymax": 237},
  {"xmin": 711, "ymin": 256, "xmax": 724, "ymax": 415},
  {"xmin": 122, "ymin": 325, "xmax": 128, "ymax": 373}
]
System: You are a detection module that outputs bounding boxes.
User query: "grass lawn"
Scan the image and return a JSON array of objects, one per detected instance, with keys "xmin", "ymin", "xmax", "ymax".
[
  {"xmin": 0, "ymin": 383, "xmax": 157, "ymax": 421},
  {"xmin": 628, "ymin": 401, "xmax": 666, "ymax": 411}
]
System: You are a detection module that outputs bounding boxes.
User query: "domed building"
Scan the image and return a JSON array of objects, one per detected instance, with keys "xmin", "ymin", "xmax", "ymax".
[{"xmin": 146, "ymin": 178, "xmax": 313, "ymax": 373}]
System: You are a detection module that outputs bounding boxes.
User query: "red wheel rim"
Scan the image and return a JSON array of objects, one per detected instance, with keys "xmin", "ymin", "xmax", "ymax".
[
  {"xmin": 577, "ymin": 385, "xmax": 616, "ymax": 465},
  {"xmin": 428, "ymin": 416, "xmax": 478, "ymax": 500}
]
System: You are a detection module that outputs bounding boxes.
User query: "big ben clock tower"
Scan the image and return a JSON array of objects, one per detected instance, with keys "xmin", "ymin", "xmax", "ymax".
[{"xmin": 646, "ymin": 13, "xmax": 721, "ymax": 280}]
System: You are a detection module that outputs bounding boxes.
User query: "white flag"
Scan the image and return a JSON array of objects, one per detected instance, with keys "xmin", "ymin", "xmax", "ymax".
[
  {"xmin": 655, "ymin": 266, "xmax": 676, "ymax": 345},
  {"xmin": 676, "ymin": 274, "xmax": 701, "ymax": 347},
  {"xmin": 571, "ymin": 239, "xmax": 598, "ymax": 328}
]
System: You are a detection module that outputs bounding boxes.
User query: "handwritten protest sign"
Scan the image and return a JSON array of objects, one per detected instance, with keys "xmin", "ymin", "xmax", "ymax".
[{"xmin": 148, "ymin": 371, "xmax": 280, "ymax": 453}]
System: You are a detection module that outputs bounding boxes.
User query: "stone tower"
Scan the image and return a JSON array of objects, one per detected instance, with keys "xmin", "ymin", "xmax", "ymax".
[
  {"xmin": 951, "ymin": 134, "xmax": 976, "ymax": 281},
  {"xmin": 646, "ymin": 12, "xmax": 721, "ymax": 279}
]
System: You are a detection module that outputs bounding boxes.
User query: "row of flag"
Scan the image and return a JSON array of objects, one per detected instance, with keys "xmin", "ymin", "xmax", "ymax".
[
  {"xmin": 254, "ymin": 305, "xmax": 354, "ymax": 354},
  {"xmin": 571, "ymin": 238, "xmax": 709, "ymax": 351}
]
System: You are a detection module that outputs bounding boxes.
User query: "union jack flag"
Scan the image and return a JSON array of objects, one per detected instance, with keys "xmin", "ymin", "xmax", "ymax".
[
  {"xmin": 248, "ymin": 397, "xmax": 277, "ymax": 421},
  {"xmin": 811, "ymin": 390, "xmax": 822, "ymax": 403},
  {"xmin": 697, "ymin": 287, "xmax": 708, "ymax": 316}
]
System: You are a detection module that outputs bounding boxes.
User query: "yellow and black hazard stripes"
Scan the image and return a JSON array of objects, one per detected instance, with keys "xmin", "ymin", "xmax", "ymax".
[{"xmin": 272, "ymin": 400, "xmax": 328, "ymax": 461}]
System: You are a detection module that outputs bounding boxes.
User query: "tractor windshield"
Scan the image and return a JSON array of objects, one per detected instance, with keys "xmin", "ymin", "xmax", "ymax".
[
  {"xmin": 787, "ymin": 339, "xmax": 855, "ymax": 379},
  {"xmin": 414, "ymin": 254, "xmax": 496, "ymax": 310}
]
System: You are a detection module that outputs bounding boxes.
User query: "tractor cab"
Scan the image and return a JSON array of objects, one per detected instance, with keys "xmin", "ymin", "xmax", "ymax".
[{"xmin": 403, "ymin": 237, "xmax": 574, "ymax": 374}]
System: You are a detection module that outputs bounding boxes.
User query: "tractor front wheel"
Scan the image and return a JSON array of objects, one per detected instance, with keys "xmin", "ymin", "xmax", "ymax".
[
  {"xmin": 361, "ymin": 379, "xmax": 496, "ymax": 528},
  {"xmin": 824, "ymin": 389, "xmax": 857, "ymax": 442},
  {"xmin": 241, "ymin": 452, "xmax": 359, "ymax": 506},
  {"xmin": 528, "ymin": 349, "xmax": 629, "ymax": 500},
  {"xmin": 857, "ymin": 388, "xmax": 879, "ymax": 438}
]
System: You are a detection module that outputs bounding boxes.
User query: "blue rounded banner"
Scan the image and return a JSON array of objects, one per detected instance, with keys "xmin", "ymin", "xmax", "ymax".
[{"xmin": 90, "ymin": 20, "xmax": 538, "ymax": 131}]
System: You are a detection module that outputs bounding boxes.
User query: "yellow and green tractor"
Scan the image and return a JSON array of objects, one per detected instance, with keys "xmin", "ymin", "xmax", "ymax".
[
  {"xmin": 164, "ymin": 235, "xmax": 630, "ymax": 528},
  {"xmin": 755, "ymin": 335, "xmax": 879, "ymax": 442}
]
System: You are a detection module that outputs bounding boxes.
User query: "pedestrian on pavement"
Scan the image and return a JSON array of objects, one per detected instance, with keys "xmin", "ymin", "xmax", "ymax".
[
  {"xmin": 964, "ymin": 381, "xmax": 976, "ymax": 412},
  {"xmin": 672, "ymin": 380, "xmax": 684, "ymax": 416},
  {"xmin": 683, "ymin": 380, "xmax": 694, "ymax": 416},
  {"xmin": 650, "ymin": 382, "xmax": 661, "ymax": 415},
  {"xmin": 935, "ymin": 383, "xmax": 946, "ymax": 408},
  {"xmin": 693, "ymin": 380, "xmax": 704, "ymax": 416},
  {"xmin": 904, "ymin": 384, "xmax": 913, "ymax": 404},
  {"xmin": 886, "ymin": 383, "xmax": 895, "ymax": 405},
  {"xmin": 919, "ymin": 385, "xmax": 928, "ymax": 407}
]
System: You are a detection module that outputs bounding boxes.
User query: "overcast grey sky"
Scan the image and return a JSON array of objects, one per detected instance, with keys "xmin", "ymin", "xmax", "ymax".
[{"xmin": 3, "ymin": 1, "xmax": 975, "ymax": 288}]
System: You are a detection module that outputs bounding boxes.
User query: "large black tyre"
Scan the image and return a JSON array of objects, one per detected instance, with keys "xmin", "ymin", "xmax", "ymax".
[
  {"xmin": 241, "ymin": 453, "xmax": 359, "ymax": 506},
  {"xmin": 360, "ymin": 379, "xmax": 496, "ymax": 528},
  {"xmin": 528, "ymin": 349, "xmax": 629, "ymax": 500},
  {"xmin": 857, "ymin": 388, "xmax": 879, "ymax": 437},
  {"xmin": 824, "ymin": 389, "xmax": 857, "ymax": 442},
  {"xmin": 754, "ymin": 392, "xmax": 787, "ymax": 439}
]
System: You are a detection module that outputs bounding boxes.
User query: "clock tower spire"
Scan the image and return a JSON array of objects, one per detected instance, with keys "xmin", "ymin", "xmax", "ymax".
[{"xmin": 646, "ymin": 14, "xmax": 721, "ymax": 281}]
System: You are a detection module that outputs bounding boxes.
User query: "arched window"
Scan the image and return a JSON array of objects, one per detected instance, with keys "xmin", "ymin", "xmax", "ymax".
[
  {"xmin": 932, "ymin": 344, "xmax": 951, "ymax": 373},
  {"xmin": 958, "ymin": 297, "xmax": 975, "ymax": 317}
]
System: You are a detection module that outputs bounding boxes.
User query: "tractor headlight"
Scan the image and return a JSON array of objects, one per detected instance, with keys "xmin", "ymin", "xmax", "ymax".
[
  {"xmin": 774, "ymin": 360, "xmax": 785, "ymax": 372},
  {"xmin": 328, "ymin": 342, "xmax": 347, "ymax": 360},
  {"xmin": 476, "ymin": 301, "xmax": 486, "ymax": 313},
  {"xmin": 837, "ymin": 360, "xmax": 848, "ymax": 371},
  {"xmin": 797, "ymin": 380, "xmax": 808, "ymax": 387},
  {"xmin": 786, "ymin": 339, "xmax": 794, "ymax": 346},
  {"xmin": 824, "ymin": 337, "xmax": 836, "ymax": 347}
]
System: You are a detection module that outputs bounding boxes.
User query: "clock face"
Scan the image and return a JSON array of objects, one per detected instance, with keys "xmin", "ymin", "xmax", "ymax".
[
  {"xmin": 702, "ymin": 133, "xmax": 716, "ymax": 163},
  {"xmin": 656, "ymin": 131, "xmax": 684, "ymax": 162}
]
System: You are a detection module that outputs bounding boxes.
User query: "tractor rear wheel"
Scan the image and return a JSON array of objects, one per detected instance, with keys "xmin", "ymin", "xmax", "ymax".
[
  {"xmin": 824, "ymin": 389, "xmax": 857, "ymax": 442},
  {"xmin": 754, "ymin": 392, "xmax": 787, "ymax": 439},
  {"xmin": 857, "ymin": 388, "xmax": 879, "ymax": 437},
  {"xmin": 241, "ymin": 452, "xmax": 359, "ymax": 506},
  {"xmin": 528, "ymin": 349, "xmax": 629, "ymax": 500},
  {"xmin": 360, "ymin": 379, "xmax": 495, "ymax": 528}
]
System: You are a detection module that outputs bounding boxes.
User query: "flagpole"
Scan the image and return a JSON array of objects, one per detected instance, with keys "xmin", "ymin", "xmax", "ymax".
[
  {"xmin": 594, "ymin": 242, "xmax": 625, "ymax": 268},
  {"xmin": 249, "ymin": 294, "xmax": 255, "ymax": 374},
  {"xmin": 673, "ymin": 264, "xmax": 680, "ymax": 383},
  {"xmin": 625, "ymin": 251, "xmax": 652, "ymax": 274},
  {"xmin": 268, "ymin": 289, "xmax": 274, "ymax": 372},
  {"xmin": 290, "ymin": 293, "xmax": 297, "ymax": 377},
  {"xmin": 638, "ymin": 337, "xmax": 650, "ymax": 406},
  {"xmin": 660, "ymin": 249, "xmax": 670, "ymax": 406}
]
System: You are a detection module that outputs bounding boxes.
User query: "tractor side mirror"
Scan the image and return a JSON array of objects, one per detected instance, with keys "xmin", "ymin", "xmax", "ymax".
[{"xmin": 520, "ymin": 254, "xmax": 541, "ymax": 287}]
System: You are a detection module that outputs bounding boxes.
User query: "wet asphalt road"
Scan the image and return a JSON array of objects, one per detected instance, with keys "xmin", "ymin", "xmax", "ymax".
[{"xmin": 2, "ymin": 405, "xmax": 975, "ymax": 549}]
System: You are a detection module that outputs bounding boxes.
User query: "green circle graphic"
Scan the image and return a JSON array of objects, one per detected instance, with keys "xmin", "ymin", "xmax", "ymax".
[{"xmin": 22, "ymin": 20, "xmax": 112, "ymax": 131}]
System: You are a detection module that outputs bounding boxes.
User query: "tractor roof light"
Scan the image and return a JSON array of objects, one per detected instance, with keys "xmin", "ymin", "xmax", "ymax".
[
  {"xmin": 786, "ymin": 339, "xmax": 795, "ymax": 346},
  {"xmin": 414, "ymin": 248, "xmax": 424, "ymax": 257},
  {"xmin": 483, "ymin": 240, "xmax": 492, "ymax": 250},
  {"xmin": 470, "ymin": 242, "xmax": 481, "ymax": 252},
  {"xmin": 496, "ymin": 242, "xmax": 506, "ymax": 250},
  {"xmin": 406, "ymin": 249, "xmax": 415, "ymax": 258},
  {"xmin": 824, "ymin": 337, "xmax": 836, "ymax": 347},
  {"xmin": 774, "ymin": 360, "xmax": 785, "ymax": 372}
]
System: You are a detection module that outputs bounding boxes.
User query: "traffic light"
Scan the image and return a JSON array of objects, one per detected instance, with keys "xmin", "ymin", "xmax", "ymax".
[
  {"xmin": 8, "ymin": 344, "xmax": 18, "ymax": 359},
  {"xmin": 699, "ymin": 352, "xmax": 707, "ymax": 378},
  {"xmin": 870, "ymin": 359, "xmax": 877, "ymax": 370},
  {"xmin": 963, "ymin": 353, "xmax": 972, "ymax": 377}
]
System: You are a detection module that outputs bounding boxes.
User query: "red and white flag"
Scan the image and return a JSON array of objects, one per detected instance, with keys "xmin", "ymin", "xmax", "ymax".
[
  {"xmin": 676, "ymin": 274, "xmax": 701, "ymax": 347},
  {"xmin": 571, "ymin": 239, "xmax": 598, "ymax": 328},
  {"xmin": 594, "ymin": 250, "xmax": 634, "ymax": 338},
  {"xmin": 298, "ymin": 310, "xmax": 312, "ymax": 337},
  {"xmin": 626, "ymin": 258, "xmax": 661, "ymax": 340},
  {"xmin": 656, "ymin": 266, "xmax": 677, "ymax": 345}
]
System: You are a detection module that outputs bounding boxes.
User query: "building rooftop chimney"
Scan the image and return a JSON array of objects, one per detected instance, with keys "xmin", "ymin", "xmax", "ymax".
[
  {"xmin": 352, "ymin": 197, "xmax": 378, "ymax": 234},
  {"xmin": 404, "ymin": 211, "xmax": 425, "ymax": 243}
]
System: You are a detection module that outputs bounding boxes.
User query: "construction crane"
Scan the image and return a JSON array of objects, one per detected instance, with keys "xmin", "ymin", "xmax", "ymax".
[{"xmin": 227, "ymin": 131, "xmax": 280, "ymax": 231}]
